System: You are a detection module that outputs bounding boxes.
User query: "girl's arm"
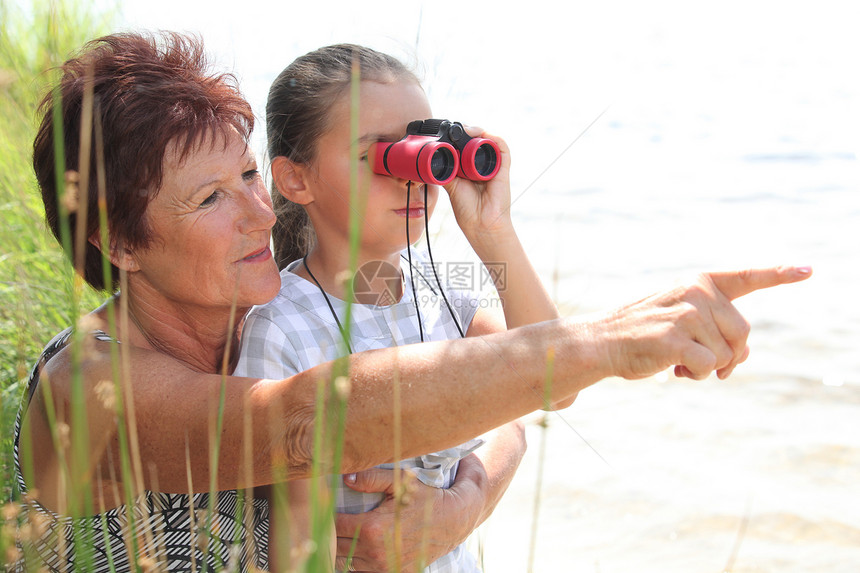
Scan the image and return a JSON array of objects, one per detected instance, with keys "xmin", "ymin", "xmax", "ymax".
[
  {"xmin": 449, "ymin": 128, "xmax": 570, "ymax": 408},
  {"xmin": 446, "ymin": 129, "xmax": 560, "ymax": 328}
]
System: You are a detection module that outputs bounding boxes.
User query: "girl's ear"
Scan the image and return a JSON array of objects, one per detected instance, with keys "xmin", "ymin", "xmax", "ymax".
[
  {"xmin": 88, "ymin": 235, "xmax": 140, "ymax": 273},
  {"xmin": 271, "ymin": 156, "xmax": 314, "ymax": 205}
]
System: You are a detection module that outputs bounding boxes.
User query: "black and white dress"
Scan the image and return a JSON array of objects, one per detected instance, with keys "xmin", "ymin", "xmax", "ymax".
[{"xmin": 12, "ymin": 328, "xmax": 269, "ymax": 572}]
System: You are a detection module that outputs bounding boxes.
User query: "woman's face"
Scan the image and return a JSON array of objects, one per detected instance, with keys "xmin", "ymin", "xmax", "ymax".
[
  {"xmin": 127, "ymin": 128, "xmax": 280, "ymax": 311},
  {"xmin": 304, "ymin": 80, "xmax": 438, "ymax": 258}
]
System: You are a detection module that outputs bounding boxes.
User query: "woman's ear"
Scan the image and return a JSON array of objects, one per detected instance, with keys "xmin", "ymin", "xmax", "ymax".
[
  {"xmin": 271, "ymin": 156, "xmax": 314, "ymax": 205},
  {"xmin": 88, "ymin": 235, "xmax": 140, "ymax": 273}
]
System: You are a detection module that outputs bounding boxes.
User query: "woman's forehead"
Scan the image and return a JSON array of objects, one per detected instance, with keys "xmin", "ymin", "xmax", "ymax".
[
  {"xmin": 163, "ymin": 125, "xmax": 251, "ymax": 169},
  {"xmin": 160, "ymin": 129, "xmax": 252, "ymax": 191}
]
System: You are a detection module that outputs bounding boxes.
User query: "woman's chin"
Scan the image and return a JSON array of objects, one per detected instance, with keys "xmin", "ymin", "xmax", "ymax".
[
  {"xmin": 237, "ymin": 264, "xmax": 281, "ymax": 306},
  {"xmin": 255, "ymin": 270, "xmax": 282, "ymax": 303}
]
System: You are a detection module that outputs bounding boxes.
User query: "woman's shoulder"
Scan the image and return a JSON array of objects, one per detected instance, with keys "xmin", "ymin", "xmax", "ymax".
[
  {"xmin": 32, "ymin": 322, "xmax": 117, "ymax": 377},
  {"xmin": 36, "ymin": 316, "xmax": 198, "ymax": 403}
]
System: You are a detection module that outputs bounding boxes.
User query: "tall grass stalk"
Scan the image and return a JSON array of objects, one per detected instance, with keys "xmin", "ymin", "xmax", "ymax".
[
  {"xmin": 527, "ymin": 348, "xmax": 555, "ymax": 573},
  {"xmin": 97, "ymin": 119, "xmax": 149, "ymax": 570}
]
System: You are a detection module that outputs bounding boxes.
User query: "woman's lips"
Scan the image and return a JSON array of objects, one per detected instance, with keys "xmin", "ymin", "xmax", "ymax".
[{"xmin": 240, "ymin": 246, "xmax": 272, "ymax": 263}]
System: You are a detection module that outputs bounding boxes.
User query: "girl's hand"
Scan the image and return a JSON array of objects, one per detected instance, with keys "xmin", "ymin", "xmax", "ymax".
[{"xmin": 444, "ymin": 127, "xmax": 515, "ymax": 246}]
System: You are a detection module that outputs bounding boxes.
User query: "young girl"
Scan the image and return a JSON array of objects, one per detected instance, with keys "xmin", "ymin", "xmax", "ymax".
[{"xmin": 235, "ymin": 44, "xmax": 569, "ymax": 572}]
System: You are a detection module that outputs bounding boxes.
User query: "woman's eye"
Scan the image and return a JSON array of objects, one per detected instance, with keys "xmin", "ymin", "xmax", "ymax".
[
  {"xmin": 200, "ymin": 191, "xmax": 220, "ymax": 208},
  {"xmin": 243, "ymin": 169, "xmax": 260, "ymax": 181}
]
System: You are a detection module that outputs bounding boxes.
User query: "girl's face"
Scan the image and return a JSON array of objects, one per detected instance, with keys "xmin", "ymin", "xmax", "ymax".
[
  {"xmin": 127, "ymin": 128, "xmax": 280, "ymax": 311},
  {"xmin": 304, "ymin": 79, "xmax": 438, "ymax": 259}
]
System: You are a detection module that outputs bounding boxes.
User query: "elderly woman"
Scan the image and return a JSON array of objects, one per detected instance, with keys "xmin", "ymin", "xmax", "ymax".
[{"xmin": 13, "ymin": 31, "xmax": 809, "ymax": 572}]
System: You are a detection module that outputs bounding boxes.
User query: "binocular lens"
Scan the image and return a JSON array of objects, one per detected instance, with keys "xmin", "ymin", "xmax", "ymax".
[
  {"xmin": 431, "ymin": 147, "xmax": 456, "ymax": 181},
  {"xmin": 473, "ymin": 143, "xmax": 498, "ymax": 177}
]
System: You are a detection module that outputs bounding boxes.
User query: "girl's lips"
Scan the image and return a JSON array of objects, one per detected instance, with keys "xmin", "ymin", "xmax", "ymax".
[
  {"xmin": 394, "ymin": 204, "xmax": 426, "ymax": 218},
  {"xmin": 240, "ymin": 246, "xmax": 272, "ymax": 263}
]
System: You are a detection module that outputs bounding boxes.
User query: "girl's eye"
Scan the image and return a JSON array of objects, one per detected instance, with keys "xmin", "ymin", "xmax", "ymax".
[{"xmin": 361, "ymin": 145, "xmax": 379, "ymax": 163}]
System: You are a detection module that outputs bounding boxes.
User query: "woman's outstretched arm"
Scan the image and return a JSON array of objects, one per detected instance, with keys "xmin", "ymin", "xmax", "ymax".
[{"xmin": 22, "ymin": 265, "xmax": 810, "ymax": 510}]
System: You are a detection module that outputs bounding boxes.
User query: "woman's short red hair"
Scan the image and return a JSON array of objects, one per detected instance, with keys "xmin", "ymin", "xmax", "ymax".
[{"xmin": 33, "ymin": 31, "xmax": 255, "ymax": 291}]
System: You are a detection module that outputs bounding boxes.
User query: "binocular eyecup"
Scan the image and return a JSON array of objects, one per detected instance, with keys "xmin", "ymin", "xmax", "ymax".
[{"xmin": 372, "ymin": 119, "xmax": 501, "ymax": 185}]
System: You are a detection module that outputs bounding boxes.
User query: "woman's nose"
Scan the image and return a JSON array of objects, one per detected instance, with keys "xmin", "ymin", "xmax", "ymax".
[{"xmin": 239, "ymin": 184, "xmax": 276, "ymax": 233}]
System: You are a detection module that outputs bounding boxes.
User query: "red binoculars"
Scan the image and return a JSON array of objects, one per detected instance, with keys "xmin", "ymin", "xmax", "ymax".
[{"xmin": 372, "ymin": 119, "xmax": 501, "ymax": 185}]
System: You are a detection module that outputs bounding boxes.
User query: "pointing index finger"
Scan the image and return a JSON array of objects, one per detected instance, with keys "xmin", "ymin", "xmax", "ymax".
[{"xmin": 708, "ymin": 266, "xmax": 813, "ymax": 301}]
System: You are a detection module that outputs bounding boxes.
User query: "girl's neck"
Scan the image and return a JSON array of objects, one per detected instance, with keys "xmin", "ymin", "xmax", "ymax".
[{"xmin": 300, "ymin": 244, "xmax": 405, "ymax": 305}]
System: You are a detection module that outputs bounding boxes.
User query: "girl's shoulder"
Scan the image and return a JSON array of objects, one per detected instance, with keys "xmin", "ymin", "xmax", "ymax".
[{"xmin": 243, "ymin": 262, "xmax": 342, "ymax": 330}]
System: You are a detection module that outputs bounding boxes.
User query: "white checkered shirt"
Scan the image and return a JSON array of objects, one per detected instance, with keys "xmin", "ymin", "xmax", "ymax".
[{"xmin": 235, "ymin": 249, "xmax": 485, "ymax": 572}]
